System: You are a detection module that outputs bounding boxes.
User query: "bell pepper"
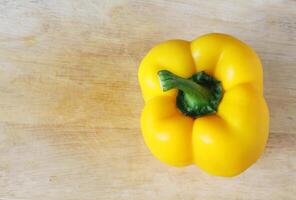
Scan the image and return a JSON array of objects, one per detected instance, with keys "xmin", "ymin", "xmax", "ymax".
[{"xmin": 138, "ymin": 33, "xmax": 269, "ymax": 177}]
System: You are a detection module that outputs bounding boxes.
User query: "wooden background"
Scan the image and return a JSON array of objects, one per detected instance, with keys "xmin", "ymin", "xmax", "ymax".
[{"xmin": 0, "ymin": 0, "xmax": 295, "ymax": 199}]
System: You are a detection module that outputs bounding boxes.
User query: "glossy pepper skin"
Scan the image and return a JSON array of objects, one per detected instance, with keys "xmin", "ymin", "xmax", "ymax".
[{"xmin": 138, "ymin": 33, "xmax": 269, "ymax": 177}]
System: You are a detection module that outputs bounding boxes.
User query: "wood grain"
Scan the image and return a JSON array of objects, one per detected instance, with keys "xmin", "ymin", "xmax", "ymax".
[{"xmin": 0, "ymin": 0, "xmax": 295, "ymax": 199}]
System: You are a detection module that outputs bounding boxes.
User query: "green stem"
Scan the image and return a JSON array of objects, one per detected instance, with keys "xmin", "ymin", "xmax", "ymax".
[
  {"xmin": 158, "ymin": 70, "xmax": 211, "ymax": 104},
  {"xmin": 157, "ymin": 70, "xmax": 222, "ymax": 117}
]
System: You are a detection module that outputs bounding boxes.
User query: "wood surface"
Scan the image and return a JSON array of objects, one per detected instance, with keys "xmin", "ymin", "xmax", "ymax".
[{"xmin": 0, "ymin": 0, "xmax": 295, "ymax": 199}]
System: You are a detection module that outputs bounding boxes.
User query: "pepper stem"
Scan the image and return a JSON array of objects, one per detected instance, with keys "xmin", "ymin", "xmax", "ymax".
[
  {"xmin": 158, "ymin": 70, "xmax": 211, "ymax": 103},
  {"xmin": 158, "ymin": 70, "xmax": 222, "ymax": 117}
]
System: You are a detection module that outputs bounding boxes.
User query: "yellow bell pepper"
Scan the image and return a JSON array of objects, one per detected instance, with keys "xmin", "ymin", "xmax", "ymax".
[{"xmin": 138, "ymin": 33, "xmax": 269, "ymax": 177}]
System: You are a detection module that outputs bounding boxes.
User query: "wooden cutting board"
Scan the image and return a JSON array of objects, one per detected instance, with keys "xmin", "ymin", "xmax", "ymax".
[{"xmin": 0, "ymin": 0, "xmax": 295, "ymax": 199}]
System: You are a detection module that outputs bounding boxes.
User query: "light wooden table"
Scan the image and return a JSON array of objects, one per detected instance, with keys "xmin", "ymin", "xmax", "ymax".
[{"xmin": 0, "ymin": 0, "xmax": 295, "ymax": 199}]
